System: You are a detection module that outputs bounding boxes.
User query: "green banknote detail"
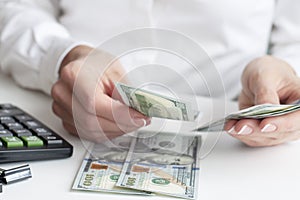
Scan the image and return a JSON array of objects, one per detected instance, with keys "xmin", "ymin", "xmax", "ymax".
[{"xmin": 117, "ymin": 82, "xmax": 192, "ymax": 121}]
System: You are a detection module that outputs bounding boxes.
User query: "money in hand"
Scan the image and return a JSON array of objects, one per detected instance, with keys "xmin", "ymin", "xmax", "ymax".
[
  {"xmin": 196, "ymin": 103, "xmax": 300, "ymax": 131},
  {"xmin": 228, "ymin": 104, "xmax": 300, "ymax": 119},
  {"xmin": 115, "ymin": 82, "xmax": 194, "ymax": 121}
]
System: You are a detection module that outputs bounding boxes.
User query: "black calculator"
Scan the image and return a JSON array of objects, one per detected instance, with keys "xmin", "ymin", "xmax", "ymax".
[{"xmin": 0, "ymin": 104, "xmax": 73, "ymax": 163}]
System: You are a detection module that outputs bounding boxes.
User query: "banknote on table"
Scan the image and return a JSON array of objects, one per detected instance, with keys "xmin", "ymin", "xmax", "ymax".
[
  {"xmin": 196, "ymin": 103, "xmax": 300, "ymax": 132},
  {"xmin": 116, "ymin": 131, "xmax": 201, "ymax": 199},
  {"xmin": 115, "ymin": 82, "xmax": 194, "ymax": 121},
  {"xmin": 72, "ymin": 135, "xmax": 151, "ymax": 195}
]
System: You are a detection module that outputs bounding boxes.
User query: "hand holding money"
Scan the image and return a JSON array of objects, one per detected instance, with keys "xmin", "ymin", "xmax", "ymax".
[
  {"xmin": 52, "ymin": 46, "xmax": 150, "ymax": 142},
  {"xmin": 116, "ymin": 82, "xmax": 194, "ymax": 121},
  {"xmin": 196, "ymin": 103, "xmax": 300, "ymax": 132},
  {"xmin": 225, "ymin": 56, "xmax": 300, "ymax": 147}
]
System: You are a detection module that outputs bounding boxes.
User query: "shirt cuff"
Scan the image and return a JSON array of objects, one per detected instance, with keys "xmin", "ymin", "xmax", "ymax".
[{"xmin": 39, "ymin": 37, "xmax": 93, "ymax": 95}]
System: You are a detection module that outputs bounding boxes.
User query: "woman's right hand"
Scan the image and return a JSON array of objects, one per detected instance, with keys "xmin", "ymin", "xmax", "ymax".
[{"xmin": 51, "ymin": 45, "xmax": 150, "ymax": 142}]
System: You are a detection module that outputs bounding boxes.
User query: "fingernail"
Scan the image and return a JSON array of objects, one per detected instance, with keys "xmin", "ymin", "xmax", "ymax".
[
  {"xmin": 141, "ymin": 119, "xmax": 147, "ymax": 126},
  {"xmin": 261, "ymin": 123, "xmax": 277, "ymax": 133},
  {"xmin": 134, "ymin": 118, "xmax": 147, "ymax": 127},
  {"xmin": 228, "ymin": 126, "xmax": 237, "ymax": 134},
  {"xmin": 145, "ymin": 118, "xmax": 152, "ymax": 125},
  {"xmin": 237, "ymin": 125, "xmax": 253, "ymax": 135}
]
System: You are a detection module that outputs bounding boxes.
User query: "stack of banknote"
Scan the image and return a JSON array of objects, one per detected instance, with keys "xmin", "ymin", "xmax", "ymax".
[
  {"xmin": 73, "ymin": 132, "xmax": 201, "ymax": 199},
  {"xmin": 196, "ymin": 103, "xmax": 300, "ymax": 131},
  {"xmin": 227, "ymin": 103, "xmax": 300, "ymax": 119}
]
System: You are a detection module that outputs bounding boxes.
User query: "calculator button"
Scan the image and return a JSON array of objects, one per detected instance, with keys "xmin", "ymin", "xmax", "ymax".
[
  {"xmin": 21, "ymin": 136, "xmax": 44, "ymax": 147},
  {"xmin": 12, "ymin": 129, "xmax": 32, "ymax": 137},
  {"xmin": 31, "ymin": 127, "xmax": 52, "ymax": 136},
  {"xmin": 41, "ymin": 135, "xmax": 63, "ymax": 145},
  {"xmin": 0, "ymin": 125, "xmax": 4, "ymax": 130},
  {"xmin": 23, "ymin": 121, "xmax": 41, "ymax": 128},
  {"xmin": 3, "ymin": 122, "xmax": 23, "ymax": 130},
  {"xmin": 0, "ymin": 116, "xmax": 15, "ymax": 123},
  {"xmin": 0, "ymin": 130, "xmax": 13, "ymax": 137},
  {"xmin": 1, "ymin": 136, "xmax": 24, "ymax": 148},
  {"xmin": 14, "ymin": 115, "xmax": 33, "ymax": 122},
  {"xmin": 0, "ymin": 109, "xmax": 23, "ymax": 117}
]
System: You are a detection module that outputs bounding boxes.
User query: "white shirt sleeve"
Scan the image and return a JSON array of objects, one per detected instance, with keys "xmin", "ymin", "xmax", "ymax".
[
  {"xmin": 0, "ymin": 0, "xmax": 86, "ymax": 95},
  {"xmin": 269, "ymin": 0, "xmax": 300, "ymax": 75}
]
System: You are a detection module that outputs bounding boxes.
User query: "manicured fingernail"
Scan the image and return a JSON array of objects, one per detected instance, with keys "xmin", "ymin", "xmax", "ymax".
[
  {"xmin": 141, "ymin": 119, "xmax": 147, "ymax": 126},
  {"xmin": 134, "ymin": 118, "xmax": 147, "ymax": 127},
  {"xmin": 237, "ymin": 125, "xmax": 253, "ymax": 135},
  {"xmin": 261, "ymin": 124, "xmax": 277, "ymax": 133},
  {"xmin": 145, "ymin": 118, "xmax": 152, "ymax": 125},
  {"xmin": 228, "ymin": 126, "xmax": 237, "ymax": 134}
]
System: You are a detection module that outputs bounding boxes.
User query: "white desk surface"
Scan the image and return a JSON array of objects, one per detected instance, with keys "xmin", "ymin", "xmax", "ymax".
[{"xmin": 1, "ymin": 73, "xmax": 300, "ymax": 200}]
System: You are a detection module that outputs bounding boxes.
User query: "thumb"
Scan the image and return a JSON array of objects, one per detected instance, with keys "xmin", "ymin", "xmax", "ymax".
[{"xmin": 254, "ymin": 87, "xmax": 280, "ymax": 105}]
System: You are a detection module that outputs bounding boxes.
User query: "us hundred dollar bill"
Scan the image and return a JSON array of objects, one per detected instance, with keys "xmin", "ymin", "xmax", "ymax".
[
  {"xmin": 115, "ymin": 82, "xmax": 194, "ymax": 121},
  {"xmin": 228, "ymin": 104, "xmax": 300, "ymax": 119},
  {"xmin": 72, "ymin": 136, "xmax": 151, "ymax": 195},
  {"xmin": 116, "ymin": 131, "xmax": 201, "ymax": 199},
  {"xmin": 196, "ymin": 103, "xmax": 300, "ymax": 132}
]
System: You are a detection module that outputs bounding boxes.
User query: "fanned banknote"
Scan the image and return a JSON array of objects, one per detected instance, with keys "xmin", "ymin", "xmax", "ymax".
[
  {"xmin": 115, "ymin": 82, "xmax": 194, "ymax": 121},
  {"xmin": 228, "ymin": 104, "xmax": 300, "ymax": 119},
  {"xmin": 72, "ymin": 136, "xmax": 151, "ymax": 195},
  {"xmin": 196, "ymin": 103, "xmax": 300, "ymax": 131},
  {"xmin": 116, "ymin": 131, "xmax": 201, "ymax": 199}
]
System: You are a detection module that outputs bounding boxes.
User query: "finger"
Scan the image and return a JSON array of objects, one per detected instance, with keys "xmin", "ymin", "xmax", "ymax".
[
  {"xmin": 103, "ymin": 63, "xmax": 128, "ymax": 99},
  {"xmin": 94, "ymin": 94, "xmax": 150, "ymax": 126},
  {"xmin": 59, "ymin": 61, "xmax": 150, "ymax": 127},
  {"xmin": 238, "ymin": 90, "xmax": 254, "ymax": 109},
  {"xmin": 224, "ymin": 119, "xmax": 237, "ymax": 131},
  {"xmin": 251, "ymin": 71, "xmax": 280, "ymax": 105},
  {"xmin": 52, "ymin": 101, "xmax": 74, "ymax": 125},
  {"xmin": 110, "ymin": 79, "xmax": 126, "ymax": 104},
  {"xmin": 279, "ymin": 82, "xmax": 300, "ymax": 104},
  {"xmin": 227, "ymin": 119, "xmax": 260, "ymax": 135},
  {"xmin": 84, "ymin": 82, "xmax": 150, "ymax": 127},
  {"xmin": 254, "ymin": 87, "xmax": 280, "ymax": 105},
  {"xmin": 71, "ymin": 94, "xmax": 148, "ymax": 133},
  {"xmin": 279, "ymin": 131, "xmax": 300, "ymax": 143},
  {"xmin": 235, "ymin": 130, "xmax": 300, "ymax": 147},
  {"xmin": 62, "ymin": 121, "xmax": 124, "ymax": 143},
  {"xmin": 259, "ymin": 111, "xmax": 300, "ymax": 133},
  {"xmin": 51, "ymin": 80, "xmax": 73, "ymax": 114},
  {"xmin": 54, "ymin": 97, "xmax": 146, "ymax": 134},
  {"xmin": 227, "ymin": 113, "xmax": 300, "ymax": 147},
  {"xmin": 53, "ymin": 76, "xmax": 149, "ymax": 129},
  {"xmin": 62, "ymin": 121, "xmax": 78, "ymax": 135}
]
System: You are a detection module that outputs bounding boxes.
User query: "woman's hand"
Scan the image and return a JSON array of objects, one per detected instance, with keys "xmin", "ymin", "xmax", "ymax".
[
  {"xmin": 224, "ymin": 55, "xmax": 300, "ymax": 147},
  {"xmin": 51, "ymin": 45, "xmax": 150, "ymax": 142}
]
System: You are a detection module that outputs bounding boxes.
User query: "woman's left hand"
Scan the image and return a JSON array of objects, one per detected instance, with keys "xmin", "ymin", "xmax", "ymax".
[{"xmin": 224, "ymin": 55, "xmax": 300, "ymax": 147}]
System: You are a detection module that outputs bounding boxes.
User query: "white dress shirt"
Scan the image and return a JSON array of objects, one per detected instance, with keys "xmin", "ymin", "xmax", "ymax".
[{"xmin": 1, "ymin": 0, "xmax": 300, "ymax": 99}]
